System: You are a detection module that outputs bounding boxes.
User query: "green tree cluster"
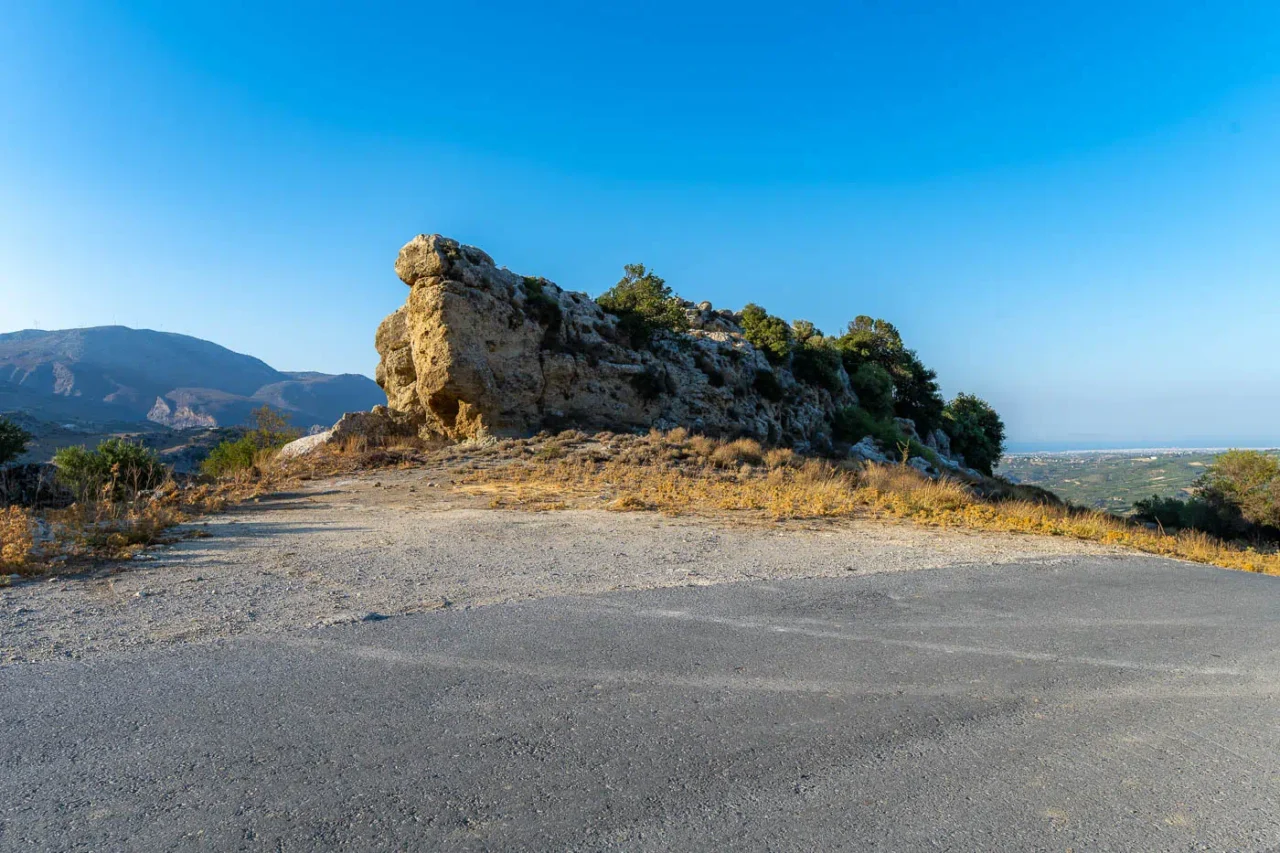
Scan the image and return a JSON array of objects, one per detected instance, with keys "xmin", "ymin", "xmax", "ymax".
[
  {"xmin": 596, "ymin": 264, "xmax": 689, "ymax": 346},
  {"xmin": 739, "ymin": 304, "xmax": 793, "ymax": 364},
  {"xmin": 941, "ymin": 393, "xmax": 1006, "ymax": 476},
  {"xmin": 833, "ymin": 316, "xmax": 945, "ymax": 435},
  {"xmin": 593, "ymin": 262, "xmax": 1000, "ymax": 461}
]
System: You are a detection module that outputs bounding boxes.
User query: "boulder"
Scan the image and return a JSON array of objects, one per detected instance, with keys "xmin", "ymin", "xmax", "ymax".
[
  {"xmin": 926, "ymin": 428, "xmax": 952, "ymax": 457},
  {"xmin": 849, "ymin": 437, "xmax": 891, "ymax": 464},
  {"xmin": 277, "ymin": 430, "xmax": 333, "ymax": 460},
  {"xmin": 907, "ymin": 456, "xmax": 936, "ymax": 476},
  {"xmin": 894, "ymin": 418, "xmax": 922, "ymax": 443},
  {"xmin": 276, "ymin": 406, "xmax": 420, "ymax": 458}
]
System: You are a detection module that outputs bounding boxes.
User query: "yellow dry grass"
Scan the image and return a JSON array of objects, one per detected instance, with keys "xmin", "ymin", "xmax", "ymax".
[
  {"xmin": 457, "ymin": 429, "xmax": 1280, "ymax": 577},
  {"xmin": 0, "ymin": 460, "xmax": 297, "ymax": 579}
]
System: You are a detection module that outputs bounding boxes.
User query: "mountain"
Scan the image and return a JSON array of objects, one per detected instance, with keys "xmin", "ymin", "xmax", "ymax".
[{"xmin": 0, "ymin": 326, "xmax": 384, "ymax": 429}]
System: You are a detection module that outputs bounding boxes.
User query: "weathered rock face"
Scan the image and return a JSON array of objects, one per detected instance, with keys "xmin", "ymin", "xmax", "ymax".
[{"xmin": 374, "ymin": 235, "xmax": 863, "ymax": 451}]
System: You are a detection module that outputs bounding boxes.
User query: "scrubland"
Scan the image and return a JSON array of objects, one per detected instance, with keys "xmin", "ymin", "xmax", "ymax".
[{"xmin": 4, "ymin": 428, "xmax": 1279, "ymax": 583}]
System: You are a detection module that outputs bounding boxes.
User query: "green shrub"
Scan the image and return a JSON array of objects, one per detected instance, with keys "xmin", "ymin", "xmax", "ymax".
[
  {"xmin": 740, "ymin": 304, "xmax": 792, "ymax": 364},
  {"xmin": 833, "ymin": 406, "xmax": 904, "ymax": 448},
  {"xmin": 53, "ymin": 438, "xmax": 168, "ymax": 502},
  {"xmin": 791, "ymin": 338, "xmax": 844, "ymax": 393},
  {"xmin": 200, "ymin": 406, "xmax": 301, "ymax": 479},
  {"xmin": 835, "ymin": 316, "xmax": 945, "ymax": 434},
  {"xmin": 201, "ymin": 436, "xmax": 259, "ymax": 478},
  {"xmin": 247, "ymin": 405, "xmax": 301, "ymax": 449},
  {"xmin": 753, "ymin": 369, "xmax": 784, "ymax": 402},
  {"xmin": 0, "ymin": 417, "xmax": 32, "ymax": 466},
  {"xmin": 597, "ymin": 264, "xmax": 688, "ymax": 346},
  {"xmin": 1132, "ymin": 494, "xmax": 1244, "ymax": 539},
  {"xmin": 848, "ymin": 362, "xmax": 895, "ymax": 419},
  {"xmin": 942, "ymin": 393, "xmax": 1005, "ymax": 476},
  {"xmin": 1196, "ymin": 449, "xmax": 1280, "ymax": 531}
]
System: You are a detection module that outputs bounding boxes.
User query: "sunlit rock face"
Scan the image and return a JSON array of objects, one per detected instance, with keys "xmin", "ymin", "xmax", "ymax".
[{"xmin": 373, "ymin": 234, "xmax": 859, "ymax": 452}]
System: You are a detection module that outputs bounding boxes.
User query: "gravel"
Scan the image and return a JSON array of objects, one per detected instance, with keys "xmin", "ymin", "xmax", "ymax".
[{"xmin": 0, "ymin": 467, "xmax": 1121, "ymax": 665}]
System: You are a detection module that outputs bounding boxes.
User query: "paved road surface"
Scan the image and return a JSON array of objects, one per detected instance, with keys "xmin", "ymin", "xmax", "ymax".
[{"xmin": 2, "ymin": 555, "xmax": 1279, "ymax": 851}]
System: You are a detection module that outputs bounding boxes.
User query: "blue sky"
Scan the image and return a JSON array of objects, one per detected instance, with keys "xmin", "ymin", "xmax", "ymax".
[{"xmin": 2, "ymin": 1, "xmax": 1279, "ymax": 446}]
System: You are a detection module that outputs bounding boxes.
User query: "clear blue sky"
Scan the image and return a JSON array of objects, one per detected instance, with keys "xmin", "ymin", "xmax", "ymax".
[{"xmin": 3, "ymin": 1, "xmax": 1279, "ymax": 447}]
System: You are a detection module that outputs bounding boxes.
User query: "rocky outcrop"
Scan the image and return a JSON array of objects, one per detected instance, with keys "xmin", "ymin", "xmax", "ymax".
[
  {"xmin": 147, "ymin": 397, "xmax": 218, "ymax": 429},
  {"xmin": 373, "ymin": 235, "xmax": 862, "ymax": 452}
]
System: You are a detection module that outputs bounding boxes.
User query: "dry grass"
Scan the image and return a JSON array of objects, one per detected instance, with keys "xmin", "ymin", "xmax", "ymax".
[
  {"xmin": 454, "ymin": 429, "xmax": 1280, "ymax": 577},
  {"xmin": 0, "ymin": 460, "xmax": 296, "ymax": 580},
  {"xmin": 6, "ymin": 426, "xmax": 1278, "ymax": 582},
  {"xmin": 1, "ymin": 506, "xmax": 35, "ymax": 570}
]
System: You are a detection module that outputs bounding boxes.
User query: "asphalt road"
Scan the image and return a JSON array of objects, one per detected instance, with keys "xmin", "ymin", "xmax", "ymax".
[{"xmin": 2, "ymin": 554, "xmax": 1279, "ymax": 851}]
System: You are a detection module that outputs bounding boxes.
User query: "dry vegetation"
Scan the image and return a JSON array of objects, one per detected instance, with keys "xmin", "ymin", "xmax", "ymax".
[
  {"xmin": 0, "ymin": 466, "xmax": 286, "ymax": 581},
  {"xmin": 438, "ymin": 428, "xmax": 1280, "ymax": 576},
  {"xmin": 5, "ymin": 427, "xmax": 1280, "ymax": 582}
]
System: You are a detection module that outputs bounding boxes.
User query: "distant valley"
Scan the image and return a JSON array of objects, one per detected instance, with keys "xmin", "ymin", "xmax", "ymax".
[
  {"xmin": 999, "ymin": 448, "xmax": 1279, "ymax": 514},
  {"xmin": 0, "ymin": 326, "xmax": 383, "ymax": 431}
]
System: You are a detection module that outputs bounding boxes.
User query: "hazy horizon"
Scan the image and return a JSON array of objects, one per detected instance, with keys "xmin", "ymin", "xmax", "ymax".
[{"xmin": 4, "ymin": 2, "xmax": 1279, "ymax": 446}]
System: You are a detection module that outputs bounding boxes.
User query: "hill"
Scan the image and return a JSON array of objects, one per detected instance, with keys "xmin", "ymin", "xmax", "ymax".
[{"xmin": 0, "ymin": 326, "xmax": 383, "ymax": 429}]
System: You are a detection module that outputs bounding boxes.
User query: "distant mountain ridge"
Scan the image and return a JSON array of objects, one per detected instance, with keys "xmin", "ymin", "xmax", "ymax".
[{"xmin": 0, "ymin": 326, "xmax": 383, "ymax": 429}]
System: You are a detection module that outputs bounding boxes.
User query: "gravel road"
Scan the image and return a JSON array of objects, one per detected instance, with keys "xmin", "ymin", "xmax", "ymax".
[{"xmin": 0, "ymin": 467, "xmax": 1117, "ymax": 664}]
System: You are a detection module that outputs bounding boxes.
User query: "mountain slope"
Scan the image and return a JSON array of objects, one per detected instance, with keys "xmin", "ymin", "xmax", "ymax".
[{"xmin": 0, "ymin": 326, "xmax": 383, "ymax": 429}]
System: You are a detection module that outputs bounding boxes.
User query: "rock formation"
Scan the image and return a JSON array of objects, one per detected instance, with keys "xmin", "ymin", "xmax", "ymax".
[{"xmin": 372, "ymin": 234, "xmax": 863, "ymax": 452}]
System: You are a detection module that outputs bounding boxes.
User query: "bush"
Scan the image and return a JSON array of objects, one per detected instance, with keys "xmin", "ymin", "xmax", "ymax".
[
  {"xmin": 0, "ymin": 506, "xmax": 34, "ymax": 567},
  {"xmin": 247, "ymin": 405, "xmax": 301, "ymax": 449},
  {"xmin": 201, "ymin": 407, "xmax": 301, "ymax": 479},
  {"xmin": 740, "ymin": 304, "xmax": 793, "ymax": 364},
  {"xmin": 848, "ymin": 363, "xmax": 895, "ymax": 419},
  {"xmin": 1130, "ymin": 451, "xmax": 1280, "ymax": 541},
  {"xmin": 942, "ymin": 393, "xmax": 1005, "ymax": 476},
  {"xmin": 710, "ymin": 437, "xmax": 765, "ymax": 468},
  {"xmin": 891, "ymin": 350, "xmax": 945, "ymax": 435},
  {"xmin": 0, "ymin": 417, "xmax": 32, "ymax": 467},
  {"xmin": 597, "ymin": 263, "xmax": 689, "ymax": 346},
  {"xmin": 53, "ymin": 438, "xmax": 168, "ymax": 502},
  {"xmin": 790, "ymin": 319, "xmax": 821, "ymax": 344},
  {"xmin": 833, "ymin": 406, "xmax": 904, "ymax": 448},
  {"xmin": 1132, "ymin": 494, "xmax": 1187, "ymax": 529},
  {"xmin": 791, "ymin": 338, "xmax": 844, "ymax": 393},
  {"xmin": 1132, "ymin": 494, "xmax": 1244, "ymax": 539},
  {"xmin": 201, "ymin": 436, "xmax": 259, "ymax": 478},
  {"xmin": 1197, "ymin": 449, "xmax": 1280, "ymax": 531}
]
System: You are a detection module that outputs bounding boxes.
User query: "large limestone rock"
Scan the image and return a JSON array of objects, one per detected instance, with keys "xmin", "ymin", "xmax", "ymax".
[{"xmin": 373, "ymin": 234, "xmax": 861, "ymax": 450}]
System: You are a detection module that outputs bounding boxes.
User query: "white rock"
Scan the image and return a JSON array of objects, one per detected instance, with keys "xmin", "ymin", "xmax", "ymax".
[
  {"xmin": 277, "ymin": 429, "xmax": 334, "ymax": 459},
  {"xmin": 849, "ymin": 437, "xmax": 891, "ymax": 464}
]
